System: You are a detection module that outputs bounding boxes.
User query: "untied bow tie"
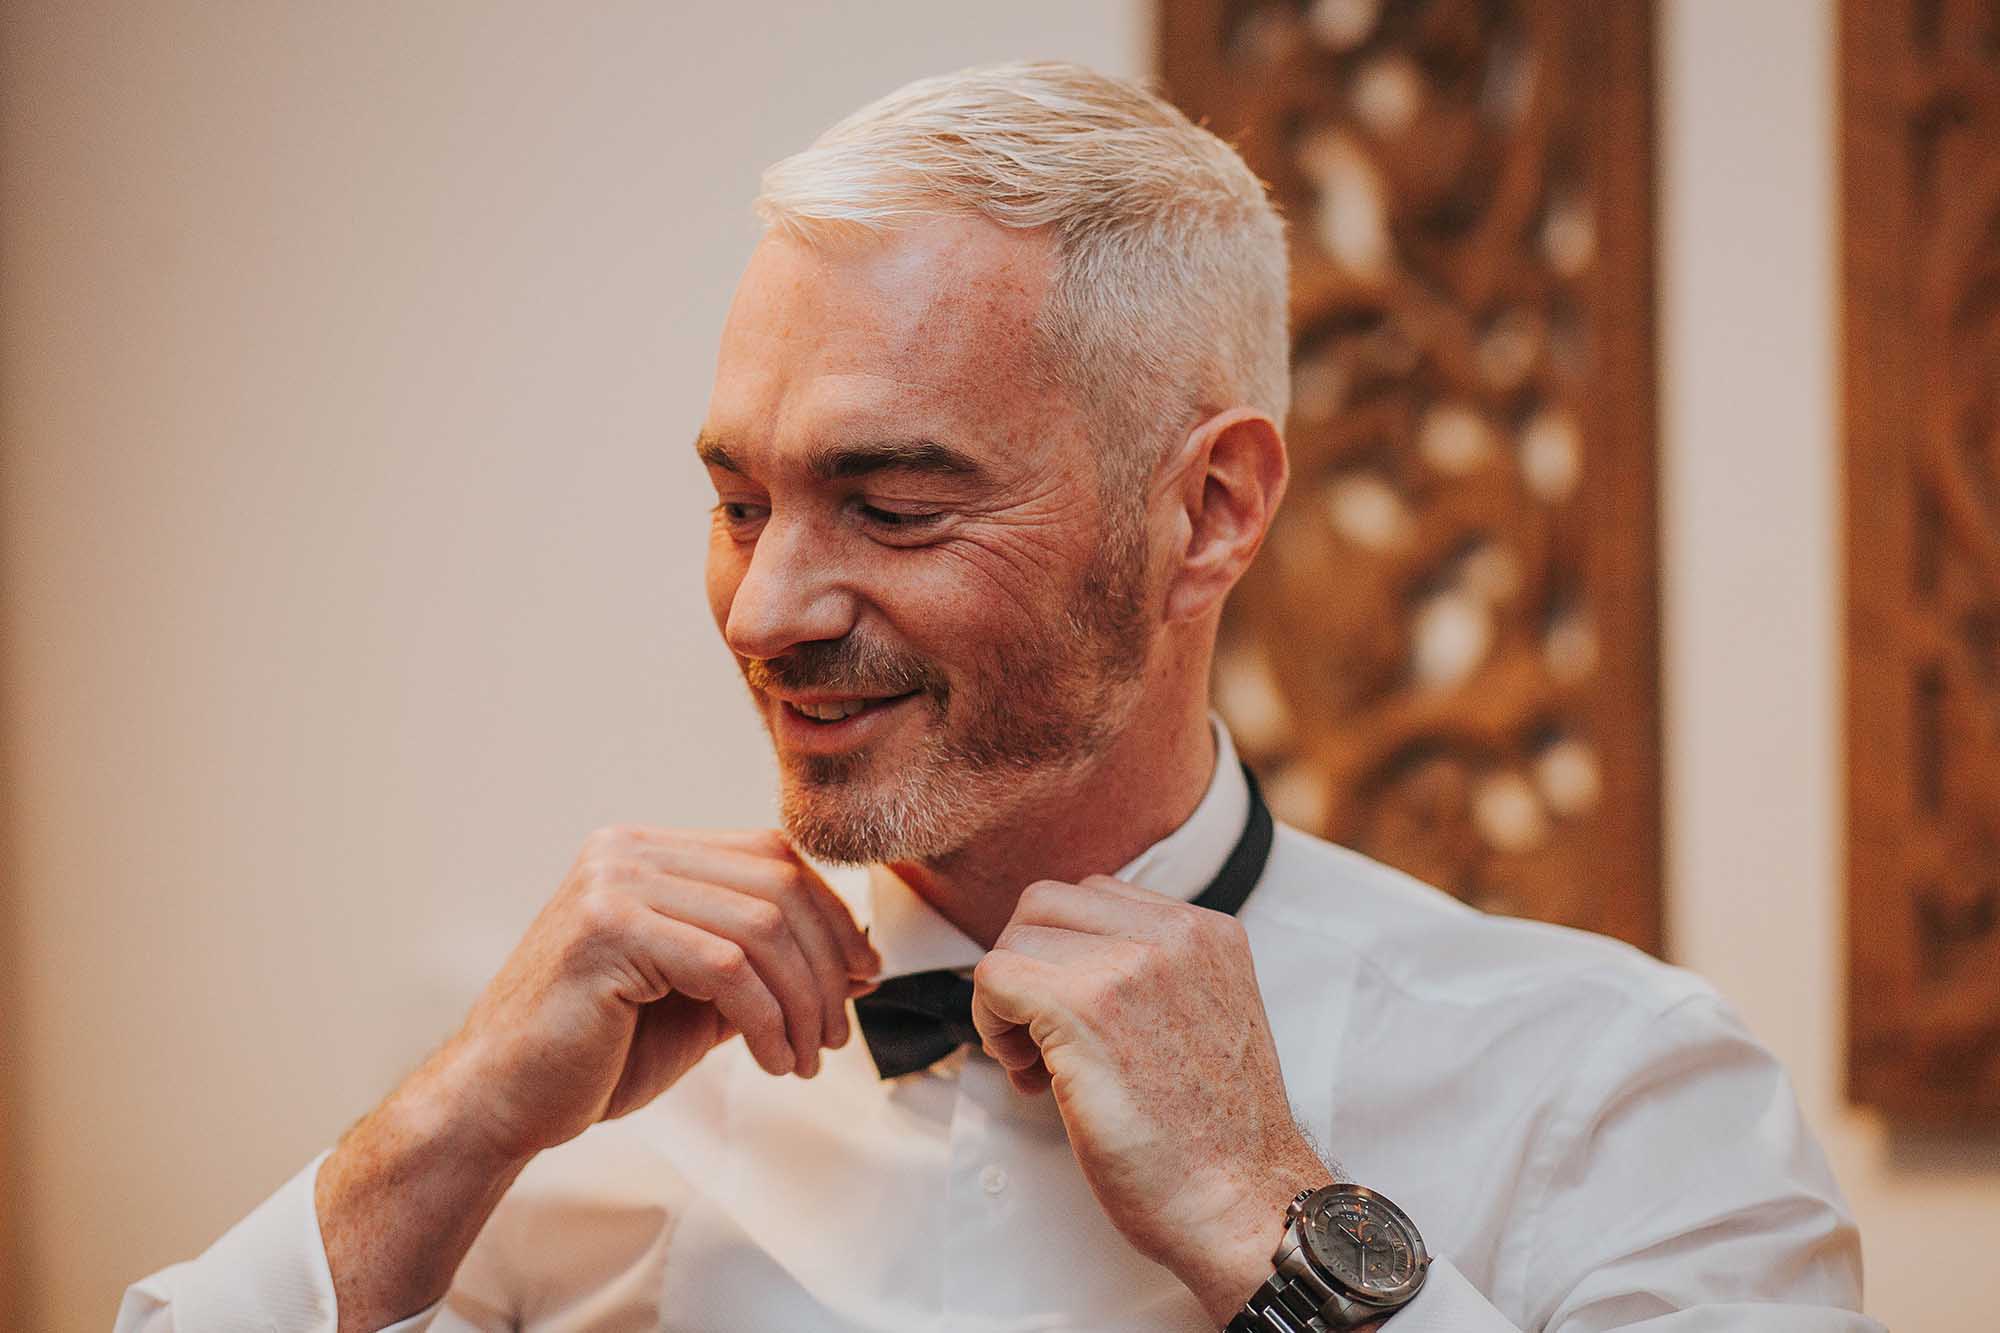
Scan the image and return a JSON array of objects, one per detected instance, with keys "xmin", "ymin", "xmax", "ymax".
[{"xmin": 852, "ymin": 763, "xmax": 1275, "ymax": 1079}]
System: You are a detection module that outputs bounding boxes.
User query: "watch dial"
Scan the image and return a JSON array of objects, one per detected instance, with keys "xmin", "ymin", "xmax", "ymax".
[{"xmin": 1301, "ymin": 1189, "xmax": 1423, "ymax": 1300}]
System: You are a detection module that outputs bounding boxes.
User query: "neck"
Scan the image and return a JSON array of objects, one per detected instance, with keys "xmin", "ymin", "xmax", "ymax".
[{"xmin": 888, "ymin": 670, "xmax": 1217, "ymax": 950}]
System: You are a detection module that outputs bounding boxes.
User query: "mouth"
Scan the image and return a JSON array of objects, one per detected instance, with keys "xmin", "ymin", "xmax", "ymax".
[
  {"xmin": 770, "ymin": 689, "xmax": 926, "ymax": 753},
  {"xmin": 783, "ymin": 693, "xmax": 917, "ymax": 722}
]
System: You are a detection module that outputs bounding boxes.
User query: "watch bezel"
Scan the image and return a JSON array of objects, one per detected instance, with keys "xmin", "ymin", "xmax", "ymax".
[{"xmin": 1294, "ymin": 1182, "xmax": 1429, "ymax": 1308}]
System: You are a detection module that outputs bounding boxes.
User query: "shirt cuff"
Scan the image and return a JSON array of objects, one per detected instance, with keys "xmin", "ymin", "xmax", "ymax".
[
  {"xmin": 118, "ymin": 1149, "xmax": 447, "ymax": 1333},
  {"xmin": 1381, "ymin": 1257, "xmax": 1520, "ymax": 1332}
]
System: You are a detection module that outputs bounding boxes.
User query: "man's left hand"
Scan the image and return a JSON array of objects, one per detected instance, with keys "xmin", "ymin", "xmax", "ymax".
[{"xmin": 969, "ymin": 874, "xmax": 1333, "ymax": 1325}]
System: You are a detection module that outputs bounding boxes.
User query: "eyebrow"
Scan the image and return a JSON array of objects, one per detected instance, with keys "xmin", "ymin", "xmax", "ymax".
[{"xmin": 695, "ymin": 432, "xmax": 985, "ymax": 482}]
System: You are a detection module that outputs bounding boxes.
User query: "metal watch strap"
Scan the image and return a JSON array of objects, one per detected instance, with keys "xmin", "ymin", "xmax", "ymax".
[
  {"xmin": 1227, "ymin": 1267, "xmax": 1339, "ymax": 1332},
  {"xmin": 1225, "ymin": 1184, "xmax": 1411, "ymax": 1332}
]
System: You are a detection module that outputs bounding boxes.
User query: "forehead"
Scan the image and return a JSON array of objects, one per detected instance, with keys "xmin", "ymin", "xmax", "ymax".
[{"xmin": 704, "ymin": 216, "xmax": 1074, "ymax": 468}]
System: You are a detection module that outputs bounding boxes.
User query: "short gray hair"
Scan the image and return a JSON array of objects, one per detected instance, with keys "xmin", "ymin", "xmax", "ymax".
[{"xmin": 754, "ymin": 61, "xmax": 1290, "ymax": 501}]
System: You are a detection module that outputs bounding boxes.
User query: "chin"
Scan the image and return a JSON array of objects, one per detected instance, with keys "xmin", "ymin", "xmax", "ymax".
[{"xmin": 777, "ymin": 755, "xmax": 1010, "ymax": 866}]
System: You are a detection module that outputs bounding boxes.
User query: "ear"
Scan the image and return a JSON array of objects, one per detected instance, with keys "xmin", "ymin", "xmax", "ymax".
[{"xmin": 1157, "ymin": 407, "xmax": 1289, "ymax": 624}]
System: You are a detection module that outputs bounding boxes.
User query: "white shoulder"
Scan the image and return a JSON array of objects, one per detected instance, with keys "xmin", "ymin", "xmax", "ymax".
[{"xmin": 1245, "ymin": 822, "xmax": 1712, "ymax": 1020}]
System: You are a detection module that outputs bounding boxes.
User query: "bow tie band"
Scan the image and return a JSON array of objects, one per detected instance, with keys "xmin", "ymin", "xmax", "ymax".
[{"xmin": 853, "ymin": 763, "xmax": 1274, "ymax": 1079}]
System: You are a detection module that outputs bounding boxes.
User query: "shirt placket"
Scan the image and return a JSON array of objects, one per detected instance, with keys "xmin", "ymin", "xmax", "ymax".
[{"xmin": 937, "ymin": 1048, "xmax": 1028, "ymax": 1331}]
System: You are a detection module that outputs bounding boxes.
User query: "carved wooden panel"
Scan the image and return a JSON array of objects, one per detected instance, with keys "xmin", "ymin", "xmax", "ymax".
[
  {"xmin": 1162, "ymin": 0, "xmax": 1660, "ymax": 952},
  {"xmin": 1845, "ymin": 0, "xmax": 2000, "ymax": 1124}
]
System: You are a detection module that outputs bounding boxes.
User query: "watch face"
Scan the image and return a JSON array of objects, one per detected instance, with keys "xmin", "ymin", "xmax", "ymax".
[{"xmin": 1299, "ymin": 1186, "xmax": 1426, "ymax": 1304}]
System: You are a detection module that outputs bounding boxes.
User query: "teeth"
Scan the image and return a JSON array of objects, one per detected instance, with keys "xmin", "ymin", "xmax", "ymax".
[{"xmin": 794, "ymin": 698, "xmax": 873, "ymax": 721}]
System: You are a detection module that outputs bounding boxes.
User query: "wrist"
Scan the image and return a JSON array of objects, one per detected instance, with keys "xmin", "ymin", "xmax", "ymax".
[
  {"xmin": 1179, "ymin": 1137, "xmax": 1334, "ymax": 1327},
  {"xmin": 316, "ymin": 1054, "xmax": 536, "ymax": 1333},
  {"xmin": 403, "ymin": 1035, "xmax": 545, "ymax": 1174},
  {"xmin": 1192, "ymin": 1231, "xmax": 1286, "ymax": 1328}
]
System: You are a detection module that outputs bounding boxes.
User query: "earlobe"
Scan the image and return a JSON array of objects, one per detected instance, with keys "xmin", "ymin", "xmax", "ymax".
[{"xmin": 1161, "ymin": 409, "xmax": 1288, "ymax": 623}]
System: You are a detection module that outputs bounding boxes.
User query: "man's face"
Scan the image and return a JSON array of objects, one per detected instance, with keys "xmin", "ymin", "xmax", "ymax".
[{"xmin": 699, "ymin": 217, "xmax": 1155, "ymax": 864}]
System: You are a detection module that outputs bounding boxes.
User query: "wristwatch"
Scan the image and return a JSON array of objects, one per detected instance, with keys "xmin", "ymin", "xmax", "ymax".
[{"xmin": 1225, "ymin": 1182, "xmax": 1429, "ymax": 1331}]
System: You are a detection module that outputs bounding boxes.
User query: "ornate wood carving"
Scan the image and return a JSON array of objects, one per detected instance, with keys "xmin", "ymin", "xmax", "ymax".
[
  {"xmin": 1844, "ymin": 0, "xmax": 2000, "ymax": 1124},
  {"xmin": 1161, "ymin": 0, "xmax": 1661, "ymax": 953}
]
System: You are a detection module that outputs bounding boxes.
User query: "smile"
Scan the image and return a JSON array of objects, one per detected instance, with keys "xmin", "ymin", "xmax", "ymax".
[
  {"xmin": 770, "ymin": 690, "xmax": 925, "ymax": 757},
  {"xmin": 785, "ymin": 693, "xmax": 918, "ymax": 723}
]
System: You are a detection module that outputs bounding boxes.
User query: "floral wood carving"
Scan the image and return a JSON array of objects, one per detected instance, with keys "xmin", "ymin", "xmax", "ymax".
[
  {"xmin": 1845, "ymin": 0, "xmax": 2000, "ymax": 1124},
  {"xmin": 1162, "ymin": 0, "xmax": 1661, "ymax": 952}
]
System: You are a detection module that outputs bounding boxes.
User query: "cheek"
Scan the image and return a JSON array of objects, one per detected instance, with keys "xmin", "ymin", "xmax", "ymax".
[
  {"xmin": 927, "ymin": 528, "xmax": 1085, "ymax": 627},
  {"xmin": 875, "ymin": 544, "xmax": 1062, "ymax": 656}
]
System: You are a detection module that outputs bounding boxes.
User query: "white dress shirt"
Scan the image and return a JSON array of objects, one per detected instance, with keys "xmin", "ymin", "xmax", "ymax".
[{"xmin": 118, "ymin": 723, "xmax": 1880, "ymax": 1332}]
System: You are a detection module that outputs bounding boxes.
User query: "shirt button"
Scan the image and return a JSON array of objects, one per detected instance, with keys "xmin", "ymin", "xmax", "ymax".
[{"xmin": 980, "ymin": 1163, "xmax": 1008, "ymax": 1195}]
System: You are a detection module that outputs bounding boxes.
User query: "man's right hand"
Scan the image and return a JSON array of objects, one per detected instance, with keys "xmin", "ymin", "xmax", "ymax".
[
  {"xmin": 437, "ymin": 824, "xmax": 883, "ymax": 1162},
  {"xmin": 314, "ymin": 825, "xmax": 880, "ymax": 1332}
]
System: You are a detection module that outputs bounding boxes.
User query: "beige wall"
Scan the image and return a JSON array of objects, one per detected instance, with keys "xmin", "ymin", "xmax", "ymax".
[
  {"xmin": 0, "ymin": 4, "xmax": 1150, "ymax": 1328},
  {"xmin": 0, "ymin": 2, "xmax": 1990, "ymax": 1330}
]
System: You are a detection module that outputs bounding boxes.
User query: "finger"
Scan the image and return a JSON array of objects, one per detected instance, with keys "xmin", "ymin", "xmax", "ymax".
[
  {"xmin": 1007, "ymin": 1063, "xmax": 1052, "ymax": 1096},
  {"xmin": 624, "ymin": 831, "xmax": 879, "ymax": 977},
  {"xmin": 624, "ymin": 826, "xmax": 792, "ymax": 853},
  {"xmin": 1009, "ymin": 878, "xmax": 1150, "ymax": 937},
  {"xmin": 785, "ymin": 854, "xmax": 883, "ymax": 978},
  {"xmin": 1009, "ymin": 877, "xmax": 1186, "ymax": 943},
  {"xmin": 969, "ymin": 948, "xmax": 1060, "ymax": 1074},
  {"xmin": 990, "ymin": 921, "xmax": 1124, "ymax": 967},
  {"xmin": 1075, "ymin": 872, "xmax": 1179, "ymax": 905},
  {"xmin": 623, "ymin": 872, "xmax": 827, "ymax": 1076},
  {"xmin": 630, "ymin": 911, "xmax": 794, "ymax": 1076},
  {"xmin": 622, "ymin": 843, "xmax": 862, "ymax": 1053}
]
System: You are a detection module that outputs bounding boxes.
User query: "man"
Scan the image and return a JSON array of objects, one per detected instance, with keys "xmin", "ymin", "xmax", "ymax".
[{"xmin": 119, "ymin": 62, "xmax": 1876, "ymax": 1332}]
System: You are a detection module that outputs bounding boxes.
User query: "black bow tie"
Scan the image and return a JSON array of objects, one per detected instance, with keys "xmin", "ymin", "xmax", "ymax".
[{"xmin": 852, "ymin": 763, "xmax": 1274, "ymax": 1079}]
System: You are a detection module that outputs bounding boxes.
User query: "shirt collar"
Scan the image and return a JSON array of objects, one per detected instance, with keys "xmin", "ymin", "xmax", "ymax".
[{"xmin": 819, "ymin": 717, "xmax": 1250, "ymax": 982}]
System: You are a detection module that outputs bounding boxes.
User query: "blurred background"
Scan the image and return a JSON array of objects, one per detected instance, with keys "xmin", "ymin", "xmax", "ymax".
[{"xmin": 2, "ymin": 1, "xmax": 1995, "ymax": 1329}]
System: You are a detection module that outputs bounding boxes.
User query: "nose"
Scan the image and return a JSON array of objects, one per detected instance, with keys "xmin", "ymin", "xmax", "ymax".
[{"xmin": 721, "ymin": 513, "xmax": 857, "ymax": 662}]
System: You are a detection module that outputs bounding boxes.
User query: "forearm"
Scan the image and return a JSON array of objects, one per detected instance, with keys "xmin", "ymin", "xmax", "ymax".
[{"xmin": 314, "ymin": 1051, "xmax": 532, "ymax": 1333}]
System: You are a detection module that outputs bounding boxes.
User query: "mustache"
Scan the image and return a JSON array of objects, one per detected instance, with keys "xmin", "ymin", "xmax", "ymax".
[{"xmin": 742, "ymin": 635, "xmax": 945, "ymax": 700}]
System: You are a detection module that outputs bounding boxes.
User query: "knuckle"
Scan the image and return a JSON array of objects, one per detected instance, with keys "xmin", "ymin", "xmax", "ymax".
[
  {"xmin": 563, "ymin": 891, "xmax": 633, "ymax": 970},
  {"xmin": 600, "ymin": 858, "xmax": 642, "ymax": 886},
  {"xmin": 585, "ymin": 824, "xmax": 632, "ymax": 852},
  {"xmin": 573, "ymin": 888, "xmax": 629, "ymax": 939},
  {"xmin": 1170, "ymin": 908, "xmax": 1208, "ymax": 945},
  {"xmin": 739, "ymin": 827, "xmax": 789, "ymax": 856},
  {"xmin": 742, "ymin": 899, "xmax": 786, "ymax": 943},
  {"xmin": 1087, "ymin": 965, "xmax": 1132, "ymax": 1008},
  {"xmin": 1183, "ymin": 907, "xmax": 1233, "ymax": 948},
  {"xmin": 1020, "ymin": 879, "xmax": 1065, "ymax": 913},
  {"xmin": 706, "ymin": 938, "xmax": 751, "ymax": 984},
  {"xmin": 574, "ymin": 856, "xmax": 621, "ymax": 887}
]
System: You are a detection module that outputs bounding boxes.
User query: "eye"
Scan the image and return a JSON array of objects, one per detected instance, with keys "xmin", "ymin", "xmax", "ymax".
[
  {"xmin": 712, "ymin": 501, "xmax": 769, "ymax": 534},
  {"xmin": 858, "ymin": 504, "xmax": 945, "ymax": 530}
]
